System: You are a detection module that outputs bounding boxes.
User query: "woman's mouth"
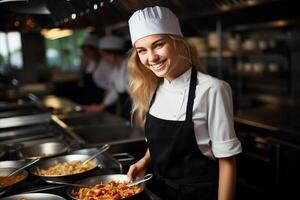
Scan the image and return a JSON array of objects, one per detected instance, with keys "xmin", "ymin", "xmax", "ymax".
[{"xmin": 150, "ymin": 60, "xmax": 166, "ymax": 71}]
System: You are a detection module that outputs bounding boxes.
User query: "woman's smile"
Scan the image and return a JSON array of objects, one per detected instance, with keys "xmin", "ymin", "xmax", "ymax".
[{"xmin": 150, "ymin": 59, "xmax": 167, "ymax": 71}]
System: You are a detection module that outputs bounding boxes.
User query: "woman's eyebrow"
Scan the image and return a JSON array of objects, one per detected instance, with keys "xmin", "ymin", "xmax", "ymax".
[{"xmin": 135, "ymin": 39, "xmax": 165, "ymax": 49}]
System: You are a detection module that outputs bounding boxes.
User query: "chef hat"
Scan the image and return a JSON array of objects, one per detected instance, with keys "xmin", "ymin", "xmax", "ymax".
[
  {"xmin": 128, "ymin": 6, "xmax": 183, "ymax": 45},
  {"xmin": 98, "ymin": 35, "xmax": 125, "ymax": 51},
  {"xmin": 81, "ymin": 34, "xmax": 99, "ymax": 48}
]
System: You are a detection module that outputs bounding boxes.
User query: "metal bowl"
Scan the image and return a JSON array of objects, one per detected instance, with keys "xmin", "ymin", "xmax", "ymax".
[
  {"xmin": 30, "ymin": 154, "xmax": 101, "ymax": 182},
  {"xmin": 18, "ymin": 142, "xmax": 69, "ymax": 159},
  {"xmin": 0, "ymin": 160, "xmax": 26, "ymax": 168},
  {"xmin": 67, "ymin": 174, "xmax": 145, "ymax": 200},
  {"xmin": 0, "ymin": 193, "xmax": 66, "ymax": 200},
  {"xmin": 0, "ymin": 168, "xmax": 28, "ymax": 189}
]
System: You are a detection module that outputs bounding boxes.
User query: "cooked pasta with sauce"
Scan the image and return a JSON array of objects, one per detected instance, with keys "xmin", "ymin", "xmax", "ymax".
[
  {"xmin": 0, "ymin": 175, "xmax": 25, "ymax": 187},
  {"xmin": 75, "ymin": 180, "xmax": 142, "ymax": 200},
  {"xmin": 36, "ymin": 161, "xmax": 95, "ymax": 176}
]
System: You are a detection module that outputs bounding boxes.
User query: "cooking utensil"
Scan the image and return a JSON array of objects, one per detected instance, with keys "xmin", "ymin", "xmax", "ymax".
[
  {"xmin": 82, "ymin": 144, "xmax": 110, "ymax": 165},
  {"xmin": 127, "ymin": 173, "xmax": 153, "ymax": 187},
  {"xmin": 7, "ymin": 158, "xmax": 40, "ymax": 177},
  {"xmin": 30, "ymin": 154, "xmax": 101, "ymax": 182},
  {"xmin": 18, "ymin": 141, "xmax": 69, "ymax": 159},
  {"xmin": 67, "ymin": 174, "xmax": 147, "ymax": 200},
  {"xmin": 0, "ymin": 192, "xmax": 66, "ymax": 200}
]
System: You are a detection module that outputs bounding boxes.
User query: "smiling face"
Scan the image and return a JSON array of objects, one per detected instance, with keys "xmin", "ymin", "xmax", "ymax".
[{"xmin": 134, "ymin": 34, "xmax": 187, "ymax": 81}]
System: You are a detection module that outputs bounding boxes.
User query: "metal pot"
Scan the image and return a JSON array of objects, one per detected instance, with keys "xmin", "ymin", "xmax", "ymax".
[
  {"xmin": 18, "ymin": 142, "xmax": 69, "ymax": 159},
  {"xmin": 66, "ymin": 174, "xmax": 146, "ymax": 200},
  {"xmin": 0, "ymin": 193, "xmax": 66, "ymax": 200},
  {"xmin": 30, "ymin": 154, "xmax": 101, "ymax": 182}
]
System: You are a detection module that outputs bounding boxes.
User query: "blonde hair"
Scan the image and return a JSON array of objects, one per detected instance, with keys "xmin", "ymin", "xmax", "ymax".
[{"xmin": 128, "ymin": 35, "xmax": 206, "ymax": 125}]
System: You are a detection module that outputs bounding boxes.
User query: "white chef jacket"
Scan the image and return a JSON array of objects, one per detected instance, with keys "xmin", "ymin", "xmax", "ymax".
[
  {"xmin": 102, "ymin": 59, "xmax": 129, "ymax": 106},
  {"xmin": 149, "ymin": 68, "xmax": 242, "ymax": 159},
  {"xmin": 93, "ymin": 59, "xmax": 113, "ymax": 90}
]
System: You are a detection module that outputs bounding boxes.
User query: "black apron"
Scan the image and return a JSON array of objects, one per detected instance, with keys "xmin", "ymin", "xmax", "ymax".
[
  {"xmin": 81, "ymin": 72, "xmax": 105, "ymax": 105},
  {"xmin": 117, "ymin": 92, "xmax": 132, "ymax": 120},
  {"xmin": 145, "ymin": 67, "xmax": 218, "ymax": 200}
]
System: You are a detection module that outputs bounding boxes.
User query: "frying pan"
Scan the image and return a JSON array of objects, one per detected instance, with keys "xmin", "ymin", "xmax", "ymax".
[
  {"xmin": 66, "ymin": 174, "xmax": 146, "ymax": 200},
  {"xmin": 0, "ymin": 167, "xmax": 28, "ymax": 196},
  {"xmin": 0, "ymin": 192, "xmax": 66, "ymax": 200},
  {"xmin": 17, "ymin": 141, "xmax": 69, "ymax": 159},
  {"xmin": 29, "ymin": 154, "xmax": 102, "ymax": 182}
]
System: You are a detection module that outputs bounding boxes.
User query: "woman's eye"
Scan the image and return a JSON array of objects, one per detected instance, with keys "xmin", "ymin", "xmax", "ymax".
[
  {"xmin": 154, "ymin": 42, "xmax": 164, "ymax": 48},
  {"xmin": 137, "ymin": 49, "xmax": 145, "ymax": 54}
]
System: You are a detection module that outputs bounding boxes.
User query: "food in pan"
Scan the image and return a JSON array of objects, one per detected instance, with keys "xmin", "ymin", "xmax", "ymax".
[
  {"xmin": 36, "ymin": 160, "xmax": 95, "ymax": 176},
  {"xmin": 0, "ymin": 175, "xmax": 25, "ymax": 187},
  {"xmin": 74, "ymin": 180, "xmax": 142, "ymax": 200}
]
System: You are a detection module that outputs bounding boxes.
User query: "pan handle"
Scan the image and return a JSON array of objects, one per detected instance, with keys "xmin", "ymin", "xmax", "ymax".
[{"xmin": 112, "ymin": 153, "xmax": 135, "ymax": 162}]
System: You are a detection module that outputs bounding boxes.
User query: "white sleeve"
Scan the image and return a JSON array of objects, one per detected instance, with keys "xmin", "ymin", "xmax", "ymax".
[
  {"xmin": 92, "ymin": 60, "xmax": 113, "ymax": 90},
  {"xmin": 208, "ymin": 80, "xmax": 242, "ymax": 158},
  {"xmin": 103, "ymin": 88, "xmax": 118, "ymax": 106}
]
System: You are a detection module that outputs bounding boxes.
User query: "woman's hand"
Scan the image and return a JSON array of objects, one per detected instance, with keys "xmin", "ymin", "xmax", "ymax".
[{"xmin": 127, "ymin": 149, "xmax": 151, "ymax": 182}]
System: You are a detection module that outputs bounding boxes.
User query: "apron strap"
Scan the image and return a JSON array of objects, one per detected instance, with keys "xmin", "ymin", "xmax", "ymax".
[{"xmin": 186, "ymin": 67, "xmax": 197, "ymax": 121}]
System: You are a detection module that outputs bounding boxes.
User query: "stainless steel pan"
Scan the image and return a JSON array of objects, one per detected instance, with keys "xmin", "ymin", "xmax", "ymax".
[
  {"xmin": 0, "ymin": 192, "xmax": 66, "ymax": 200},
  {"xmin": 29, "ymin": 154, "xmax": 101, "ymax": 182},
  {"xmin": 18, "ymin": 141, "xmax": 69, "ymax": 159},
  {"xmin": 66, "ymin": 174, "xmax": 146, "ymax": 200},
  {"xmin": 0, "ymin": 167, "xmax": 28, "ymax": 196}
]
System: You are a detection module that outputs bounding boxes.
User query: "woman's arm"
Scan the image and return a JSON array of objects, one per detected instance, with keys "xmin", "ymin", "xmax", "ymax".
[{"xmin": 218, "ymin": 156, "xmax": 237, "ymax": 200}]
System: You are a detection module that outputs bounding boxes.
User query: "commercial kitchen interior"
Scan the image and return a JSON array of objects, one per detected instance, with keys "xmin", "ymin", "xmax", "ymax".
[{"xmin": 0, "ymin": 0, "xmax": 300, "ymax": 199}]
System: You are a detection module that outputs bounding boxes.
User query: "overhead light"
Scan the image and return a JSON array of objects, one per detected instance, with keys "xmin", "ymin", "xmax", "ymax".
[
  {"xmin": 71, "ymin": 13, "xmax": 76, "ymax": 19},
  {"xmin": 100, "ymin": 1, "xmax": 104, "ymax": 7},
  {"xmin": 93, "ymin": 4, "xmax": 98, "ymax": 10},
  {"xmin": 41, "ymin": 28, "xmax": 73, "ymax": 40}
]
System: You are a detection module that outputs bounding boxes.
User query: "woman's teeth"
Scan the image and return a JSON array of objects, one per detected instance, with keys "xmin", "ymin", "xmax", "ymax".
[{"xmin": 152, "ymin": 61, "xmax": 165, "ymax": 70}]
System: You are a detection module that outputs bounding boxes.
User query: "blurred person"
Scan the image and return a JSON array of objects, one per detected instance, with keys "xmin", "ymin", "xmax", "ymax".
[
  {"xmin": 77, "ymin": 34, "xmax": 106, "ymax": 105},
  {"xmin": 83, "ymin": 35, "xmax": 131, "ymax": 120}
]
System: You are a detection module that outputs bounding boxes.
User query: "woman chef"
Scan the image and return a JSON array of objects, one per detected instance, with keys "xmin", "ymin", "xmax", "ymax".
[{"xmin": 126, "ymin": 6, "xmax": 242, "ymax": 200}]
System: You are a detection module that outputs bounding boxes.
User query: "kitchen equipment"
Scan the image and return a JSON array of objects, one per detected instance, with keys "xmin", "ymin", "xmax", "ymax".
[
  {"xmin": 30, "ymin": 154, "xmax": 102, "ymax": 182},
  {"xmin": 0, "ymin": 160, "xmax": 26, "ymax": 168},
  {"xmin": 71, "ymin": 147, "xmax": 127, "ymax": 173},
  {"xmin": 0, "ymin": 193, "xmax": 66, "ymax": 200},
  {"xmin": 127, "ymin": 174, "xmax": 153, "ymax": 187},
  {"xmin": 0, "ymin": 103, "xmax": 51, "ymax": 129},
  {"xmin": 0, "ymin": 168, "xmax": 28, "ymax": 195},
  {"xmin": 7, "ymin": 158, "xmax": 40, "ymax": 177},
  {"xmin": 0, "ymin": 145, "xmax": 7, "ymax": 160},
  {"xmin": 82, "ymin": 144, "xmax": 110, "ymax": 165},
  {"xmin": 18, "ymin": 142, "xmax": 69, "ymax": 159},
  {"xmin": 66, "ymin": 174, "xmax": 147, "ymax": 200},
  {"xmin": 43, "ymin": 179, "xmax": 89, "ymax": 187}
]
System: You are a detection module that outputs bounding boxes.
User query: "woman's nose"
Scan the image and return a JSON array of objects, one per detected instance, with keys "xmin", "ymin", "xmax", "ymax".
[{"xmin": 148, "ymin": 51, "xmax": 159, "ymax": 62}]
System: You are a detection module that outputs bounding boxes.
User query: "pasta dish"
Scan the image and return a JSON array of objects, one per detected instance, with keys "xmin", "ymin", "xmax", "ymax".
[
  {"xmin": 36, "ymin": 160, "xmax": 95, "ymax": 176},
  {"xmin": 74, "ymin": 180, "xmax": 142, "ymax": 200}
]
